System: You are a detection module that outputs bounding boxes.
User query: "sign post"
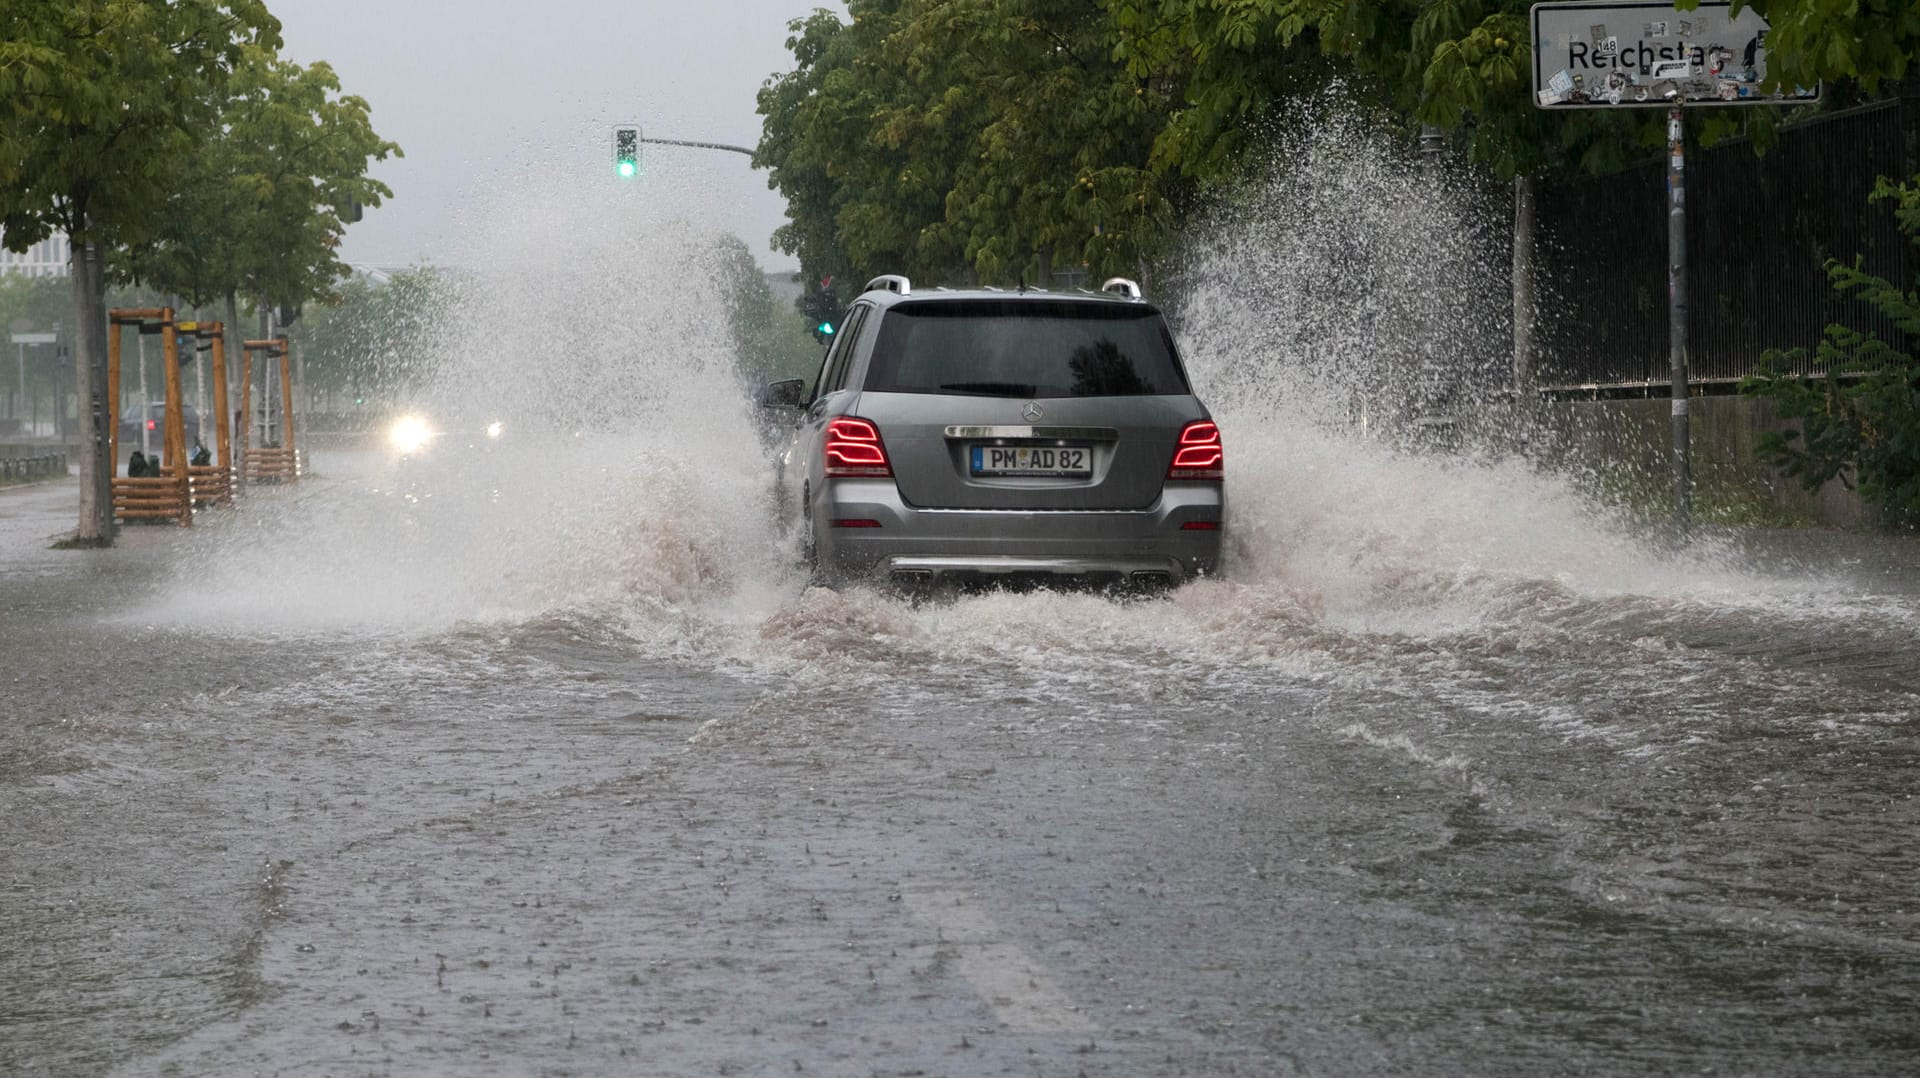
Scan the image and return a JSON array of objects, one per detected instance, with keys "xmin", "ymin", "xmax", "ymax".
[
  {"xmin": 1666, "ymin": 106, "xmax": 1689, "ymax": 521},
  {"xmin": 11, "ymin": 332, "xmax": 57, "ymax": 429},
  {"xmin": 1530, "ymin": 1, "xmax": 1816, "ymax": 527}
]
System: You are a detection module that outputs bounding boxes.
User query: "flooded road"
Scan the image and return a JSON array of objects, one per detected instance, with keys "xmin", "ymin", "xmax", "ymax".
[
  {"xmin": 5, "ymin": 160, "xmax": 1919, "ymax": 1075},
  {"xmin": 4, "ymin": 444, "xmax": 1917, "ymax": 1075}
]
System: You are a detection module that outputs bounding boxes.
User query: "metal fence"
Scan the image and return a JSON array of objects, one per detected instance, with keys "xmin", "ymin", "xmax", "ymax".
[{"xmin": 1534, "ymin": 95, "xmax": 1919, "ymax": 389}]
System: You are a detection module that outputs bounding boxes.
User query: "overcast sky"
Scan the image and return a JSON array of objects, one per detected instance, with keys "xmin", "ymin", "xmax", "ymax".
[{"xmin": 270, "ymin": 0, "xmax": 842, "ymax": 273}]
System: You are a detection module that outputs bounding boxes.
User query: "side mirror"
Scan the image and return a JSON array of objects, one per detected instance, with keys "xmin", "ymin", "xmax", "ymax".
[{"xmin": 757, "ymin": 378, "xmax": 806, "ymax": 411}]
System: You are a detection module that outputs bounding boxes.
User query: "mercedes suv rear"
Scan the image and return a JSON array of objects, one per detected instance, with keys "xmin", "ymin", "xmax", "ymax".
[{"xmin": 764, "ymin": 275, "xmax": 1223, "ymax": 590}]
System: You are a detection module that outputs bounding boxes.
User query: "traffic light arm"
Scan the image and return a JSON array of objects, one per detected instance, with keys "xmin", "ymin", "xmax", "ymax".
[{"xmin": 642, "ymin": 136, "xmax": 754, "ymax": 158}]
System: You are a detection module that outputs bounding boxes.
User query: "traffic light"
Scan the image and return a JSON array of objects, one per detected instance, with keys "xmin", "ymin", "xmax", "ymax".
[
  {"xmin": 614, "ymin": 126, "xmax": 640, "ymax": 179},
  {"xmin": 806, "ymin": 287, "xmax": 839, "ymax": 343}
]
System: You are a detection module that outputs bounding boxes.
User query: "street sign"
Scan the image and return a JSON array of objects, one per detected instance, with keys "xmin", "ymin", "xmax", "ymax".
[
  {"xmin": 10, "ymin": 332, "xmax": 57, "ymax": 345},
  {"xmin": 1531, "ymin": 1, "xmax": 1819, "ymax": 108},
  {"xmin": 1530, "ymin": 3, "xmax": 1819, "ymax": 527}
]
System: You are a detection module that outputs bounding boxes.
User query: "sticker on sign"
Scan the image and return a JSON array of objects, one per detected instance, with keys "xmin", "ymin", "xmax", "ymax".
[{"xmin": 1531, "ymin": 1, "xmax": 1819, "ymax": 108}]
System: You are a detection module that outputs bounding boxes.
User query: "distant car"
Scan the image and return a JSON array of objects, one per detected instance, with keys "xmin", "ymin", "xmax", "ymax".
[
  {"xmin": 117, "ymin": 402, "xmax": 201, "ymax": 456},
  {"xmin": 761, "ymin": 274, "xmax": 1224, "ymax": 592},
  {"xmin": 383, "ymin": 411, "xmax": 507, "ymax": 458}
]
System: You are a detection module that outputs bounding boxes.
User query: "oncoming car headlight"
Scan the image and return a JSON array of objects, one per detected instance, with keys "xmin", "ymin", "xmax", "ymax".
[
  {"xmin": 388, "ymin": 414, "xmax": 433, "ymax": 454},
  {"xmin": 486, "ymin": 421, "xmax": 504, "ymax": 440}
]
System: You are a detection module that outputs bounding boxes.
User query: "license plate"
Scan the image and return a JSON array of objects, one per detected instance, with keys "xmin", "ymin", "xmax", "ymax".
[{"xmin": 970, "ymin": 444, "xmax": 1091, "ymax": 476}]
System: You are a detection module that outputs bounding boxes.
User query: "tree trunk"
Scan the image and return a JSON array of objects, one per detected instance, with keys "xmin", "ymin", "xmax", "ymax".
[
  {"xmin": 1511, "ymin": 173, "xmax": 1538, "ymax": 399},
  {"xmin": 68, "ymin": 237, "xmax": 113, "ymax": 544}
]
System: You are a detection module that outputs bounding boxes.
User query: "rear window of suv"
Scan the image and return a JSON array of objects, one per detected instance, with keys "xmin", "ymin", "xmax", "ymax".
[{"xmin": 863, "ymin": 299, "xmax": 1189, "ymax": 398}]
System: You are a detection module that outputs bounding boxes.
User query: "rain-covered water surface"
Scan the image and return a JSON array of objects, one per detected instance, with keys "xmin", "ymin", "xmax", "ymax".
[{"xmin": 4, "ymin": 129, "xmax": 1917, "ymax": 1076}]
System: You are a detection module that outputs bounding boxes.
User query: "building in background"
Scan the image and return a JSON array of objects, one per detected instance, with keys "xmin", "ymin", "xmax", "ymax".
[{"xmin": 0, "ymin": 230, "xmax": 70, "ymax": 278}]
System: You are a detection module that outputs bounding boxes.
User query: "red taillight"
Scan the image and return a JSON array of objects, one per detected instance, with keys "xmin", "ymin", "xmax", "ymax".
[
  {"xmin": 824, "ymin": 417, "xmax": 891, "ymax": 478},
  {"xmin": 1181, "ymin": 520, "xmax": 1221, "ymax": 530},
  {"xmin": 1168, "ymin": 420, "xmax": 1223, "ymax": 480}
]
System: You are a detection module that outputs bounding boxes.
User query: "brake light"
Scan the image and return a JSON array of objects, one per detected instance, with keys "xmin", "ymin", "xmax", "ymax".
[
  {"xmin": 1168, "ymin": 420, "xmax": 1223, "ymax": 480},
  {"xmin": 824, "ymin": 416, "xmax": 891, "ymax": 477}
]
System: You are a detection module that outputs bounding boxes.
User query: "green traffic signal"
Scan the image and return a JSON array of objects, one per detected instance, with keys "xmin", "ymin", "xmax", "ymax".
[
  {"xmin": 614, "ymin": 125, "xmax": 639, "ymax": 179},
  {"xmin": 818, "ymin": 321, "xmax": 835, "ymax": 336}
]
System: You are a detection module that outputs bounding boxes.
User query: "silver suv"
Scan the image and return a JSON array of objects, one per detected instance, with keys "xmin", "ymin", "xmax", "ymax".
[{"xmin": 762, "ymin": 275, "xmax": 1223, "ymax": 590}]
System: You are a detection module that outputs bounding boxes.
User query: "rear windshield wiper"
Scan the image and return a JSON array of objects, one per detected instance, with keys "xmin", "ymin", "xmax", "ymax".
[{"xmin": 937, "ymin": 382, "xmax": 1038, "ymax": 396}]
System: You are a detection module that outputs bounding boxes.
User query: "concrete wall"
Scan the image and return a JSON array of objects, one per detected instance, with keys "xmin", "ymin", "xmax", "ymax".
[{"xmin": 1543, "ymin": 395, "xmax": 1871, "ymax": 527}]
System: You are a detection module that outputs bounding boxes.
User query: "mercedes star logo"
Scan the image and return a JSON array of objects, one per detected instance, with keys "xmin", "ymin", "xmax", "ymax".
[{"xmin": 1022, "ymin": 401, "xmax": 1044, "ymax": 422}]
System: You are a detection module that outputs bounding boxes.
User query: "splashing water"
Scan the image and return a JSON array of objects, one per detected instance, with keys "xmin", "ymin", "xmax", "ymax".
[
  {"xmin": 154, "ymin": 166, "xmax": 791, "ymax": 634},
  {"xmin": 136, "ymin": 114, "xmax": 1909, "ymax": 718}
]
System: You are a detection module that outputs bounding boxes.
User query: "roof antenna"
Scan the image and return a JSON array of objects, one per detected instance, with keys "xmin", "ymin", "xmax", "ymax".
[{"xmin": 1017, "ymin": 272, "xmax": 1026, "ymax": 294}]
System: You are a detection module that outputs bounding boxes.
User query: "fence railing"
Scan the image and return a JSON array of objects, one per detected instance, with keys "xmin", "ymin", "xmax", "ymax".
[
  {"xmin": 1, "ymin": 452, "xmax": 67, "ymax": 481},
  {"xmin": 1534, "ymin": 96, "xmax": 1918, "ymax": 389}
]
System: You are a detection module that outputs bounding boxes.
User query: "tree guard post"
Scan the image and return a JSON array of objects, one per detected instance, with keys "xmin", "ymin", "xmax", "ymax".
[
  {"xmin": 160, "ymin": 308, "xmax": 192, "ymax": 525},
  {"xmin": 278, "ymin": 336, "xmax": 296, "ymax": 478},
  {"xmin": 209, "ymin": 323, "xmax": 231, "ymax": 480},
  {"xmin": 238, "ymin": 346, "xmax": 253, "ymax": 485},
  {"xmin": 107, "ymin": 316, "xmax": 122, "ymax": 472}
]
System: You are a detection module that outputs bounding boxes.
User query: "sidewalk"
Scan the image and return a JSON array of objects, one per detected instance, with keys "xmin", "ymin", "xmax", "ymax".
[
  {"xmin": 0, "ymin": 473, "xmax": 82, "ymax": 563},
  {"xmin": 0, "ymin": 472, "xmax": 186, "ymax": 574}
]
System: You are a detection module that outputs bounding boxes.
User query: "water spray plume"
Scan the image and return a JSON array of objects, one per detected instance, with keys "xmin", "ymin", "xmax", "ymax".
[{"xmin": 139, "ymin": 105, "xmax": 1862, "ymax": 693}]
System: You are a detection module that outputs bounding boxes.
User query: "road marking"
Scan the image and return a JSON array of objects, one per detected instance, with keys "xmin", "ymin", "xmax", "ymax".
[{"xmin": 904, "ymin": 888, "xmax": 1097, "ymax": 1034}]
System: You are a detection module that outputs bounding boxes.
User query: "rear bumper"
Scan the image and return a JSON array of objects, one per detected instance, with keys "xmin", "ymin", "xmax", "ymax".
[{"xmin": 814, "ymin": 479, "xmax": 1224, "ymax": 585}]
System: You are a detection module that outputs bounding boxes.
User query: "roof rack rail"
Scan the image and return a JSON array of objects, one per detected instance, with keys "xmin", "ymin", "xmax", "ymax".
[
  {"xmin": 865, "ymin": 274, "xmax": 911, "ymax": 296},
  {"xmin": 1101, "ymin": 277, "xmax": 1143, "ymax": 300}
]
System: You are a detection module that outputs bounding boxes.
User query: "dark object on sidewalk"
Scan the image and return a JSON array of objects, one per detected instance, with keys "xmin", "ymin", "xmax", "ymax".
[
  {"xmin": 190, "ymin": 443, "xmax": 211, "ymax": 467},
  {"xmin": 129, "ymin": 450, "xmax": 150, "ymax": 477}
]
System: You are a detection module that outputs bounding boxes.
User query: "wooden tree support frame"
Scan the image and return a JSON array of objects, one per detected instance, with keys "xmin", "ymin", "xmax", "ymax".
[
  {"xmin": 239, "ymin": 337, "xmax": 299, "ymax": 483},
  {"xmin": 179, "ymin": 320, "xmax": 234, "ymax": 507},
  {"xmin": 107, "ymin": 308, "xmax": 193, "ymax": 526}
]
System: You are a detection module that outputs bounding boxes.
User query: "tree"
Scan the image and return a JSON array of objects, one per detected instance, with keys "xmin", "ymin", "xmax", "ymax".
[
  {"xmin": 1740, "ymin": 176, "xmax": 1920, "ymax": 522},
  {"xmin": 288, "ymin": 266, "xmax": 444, "ymax": 408},
  {"xmin": 0, "ymin": 0, "xmax": 280, "ymax": 543},
  {"xmin": 901, "ymin": 0, "xmax": 1174, "ymax": 282},
  {"xmin": 714, "ymin": 235, "xmax": 821, "ymax": 384},
  {"xmin": 1106, "ymin": 0, "xmax": 1400, "ymax": 180},
  {"xmin": 1741, "ymin": 0, "xmax": 1920, "ymax": 95},
  {"xmin": 758, "ymin": 1, "xmax": 1181, "ymax": 291},
  {"xmin": 756, "ymin": 3, "xmax": 920, "ymax": 290},
  {"xmin": 116, "ymin": 46, "xmax": 398, "ymax": 390}
]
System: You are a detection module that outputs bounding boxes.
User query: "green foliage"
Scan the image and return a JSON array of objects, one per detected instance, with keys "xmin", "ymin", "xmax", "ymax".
[
  {"xmin": 0, "ymin": 1, "xmax": 281, "ymax": 250},
  {"xmin": 288, "ymin": 267, "xmax": 444, "ymax": 400},
  {"xmin": 1742, "ymin": 0, "xmax": 1920, "ymax": 93},
  {"xmin": 1108, "ymin": 0, "xmax": 1401, "ymax": 180},
  {"xmin": 714, "ymin": 235, "xmax": 820, "ymax": 384},
  {"xmin": 758, "ymin": 0, "xmax": 1175, "ymax": 289},
  {"xmin": 1, "ymin": 272, "xmax": 187, "ymax": 419},
  {"xmin": 1741, "ymin": 176, "xmax": 1920, "ymax": 521},
  {"xmin": 754, "ymin": 0, "xmax": 1918, "ymax": 296},
  {"xmin": 115, "ymin": 48, "xmax": 399, "ymax": 311}
]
